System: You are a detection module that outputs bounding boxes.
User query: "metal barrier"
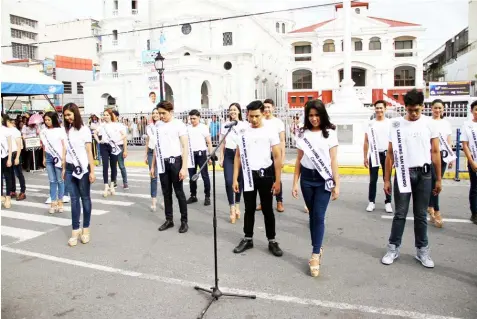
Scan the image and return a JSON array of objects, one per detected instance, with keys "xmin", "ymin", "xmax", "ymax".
[{"xmin": 454, "ymin": 128, "xmax": 468, "ymax": 181}]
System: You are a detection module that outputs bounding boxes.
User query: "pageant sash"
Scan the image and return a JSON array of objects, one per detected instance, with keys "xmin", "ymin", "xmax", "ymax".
[
  {"xmin": 465, "ymin": 123, "xmax": 477, "ymax": 160},
  {"xmin": 368, "ymin": 123, "xmax": 380, "ymax": 168},
  {"xmin": 438, "ymin": 133, "xmax": 456, "ymax": 164},
  {"xmin": 103, "ymin": 125, "xmax": 121, "ymax": 156},
  {"xmin": 66, "ymin": 133, "xmax": 88, "ymax": 180},
  {"xmin": 390, "ymin": 121, "xmax": 411, "ymax": 193},
  {"xmin": 154, "ymin": 126, "xmax": 165, "ymax": 174},
  {"xmin": 186, "ymin": 127, "xmax": 195, "ymax": 169},
  {"xmin": 295, "ymin": 131, "xmax": 335, "ymax": 192},
  {"xmin": 41, "ymin": 131, "xmax": 63, "ymax": 168},
  {"xmin": 237, "ymin": 131, "xmax": 254, "ymax": 192}
]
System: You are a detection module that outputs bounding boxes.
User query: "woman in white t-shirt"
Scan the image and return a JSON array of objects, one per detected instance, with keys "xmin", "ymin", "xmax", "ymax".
[
  {"xmin": 93, "ymin": 109, "xmax": 124, "ymax": 197},
  {"xmin": 63, "ymin": 103, "xmax": 96, "ymax": 247},
  {"xmin": 427, "ymin": 99, "xmax": 454, "ymax": 228},
  {"xmin": 219, "ymin": 103, "xmax": 245, "ymax": 223},
  {"xmin": 1, "ymin": 114, "xmax": 14, "ymax": 209},
  {"xmin": 6, "ymin": 117, "xmax": 26, "ymax": 201},
  {"xmin": 291, "ymin": 100, "xmax": 340, "ymax": 277},
  {"xmin": 41, "ymin": 112, "xmax": 67, "ymax": 214},
  {"xmin": 144, "ymin": 108, "xmax": 163, "ymax": 211}
]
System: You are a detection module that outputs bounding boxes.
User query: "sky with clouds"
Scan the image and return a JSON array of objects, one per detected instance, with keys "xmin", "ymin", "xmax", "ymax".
[{"xmin": 9, "ymin": 0, "xmax": 470, "ymax": 57}]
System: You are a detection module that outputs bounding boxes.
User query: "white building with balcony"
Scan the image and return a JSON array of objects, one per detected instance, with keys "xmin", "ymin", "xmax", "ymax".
[
  {"xmin": 284, "ymin": 1, "xmax": 426, "ymax": 108},
  {"xmin": 83, "ymin": 0, "xmax": 292, "ymax": 114}
]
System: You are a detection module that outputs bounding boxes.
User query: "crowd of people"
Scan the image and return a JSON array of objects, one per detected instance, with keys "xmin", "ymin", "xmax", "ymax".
[{"xmin": 1, "ymin": 88, "xmax": 476, "ymax": 277}]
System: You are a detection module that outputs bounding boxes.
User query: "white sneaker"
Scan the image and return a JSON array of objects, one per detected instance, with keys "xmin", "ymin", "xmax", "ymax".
[
  {"xmin": 382, "ymin": 244, "xmax": 400, "ymax": 265},
  {"xmin": 45, "ymin": 197, "xmax": 52, "ymax": 204},
  {"xmin": 416, "ymin": 246, "xmax": 435, "ymax": 268},
  {"xmin": 385, "ymin": 203, "xmax": 393, "ymax": 213},
  {"xmin": 366, "ymin": 202, "xmax": 375, "ymax": 212},
  {"xmin": 63, "ymin": 196, "xmax": 70, "ymax": 203}
]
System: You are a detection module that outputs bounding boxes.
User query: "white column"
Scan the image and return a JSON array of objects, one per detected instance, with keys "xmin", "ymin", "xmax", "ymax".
[{"xmin": 342, "ymin": 0, "xmax": 353, "ymax": 86}]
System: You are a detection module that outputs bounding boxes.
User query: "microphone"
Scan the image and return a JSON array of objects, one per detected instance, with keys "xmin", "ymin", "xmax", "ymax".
[{"xmin": 224, "ymin": 120, "xmax": 238, "ymax": 128}]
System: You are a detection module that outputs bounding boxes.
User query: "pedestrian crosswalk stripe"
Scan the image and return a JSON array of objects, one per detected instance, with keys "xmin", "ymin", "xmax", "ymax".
[
  {"xmin": 26, "ymin": 192, "xmax": 135, "ymax": 206},
  {"xmin": 27, "ymin": 184, "xmax": 151, "ymax": 199},
  {"xmin": 1, "ymin": 226, "xmax": 44, "ymax": 241},
  {"xmin": 14, "ymin": 200, "xmax": 109, "ymax": 215},
  {"xmin": 380, "ymin": 215, "xmax": 472, "ymax": 223},
  {"xmin": 1, "ymin": 210, "xmax": 71, "ymax": 226}
]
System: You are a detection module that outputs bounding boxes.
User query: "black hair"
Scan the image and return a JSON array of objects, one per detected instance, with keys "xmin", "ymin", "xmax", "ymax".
[
  {"xmin": 63, "ymin": 103, "xmax": 84, "ymax": 132},
  {"xmin": 2, "ymin": 114, "xmax": 9, "ymax": 127},
  {"xmin": 157, "ymin": 101, "xmax": 174, "ymax": 112},
  {"xmin": 228, "ymin": 102, "xmax": 243, "ymax": 121},
  {"xmin": 403, "ymin": 89, "xmax": 424, "ymax": 107},
  {"xmin": 149, "ymin": 92, "xmax": 156, "ymax": 97},
  {"xmin": 374, "ymin": 100, "xmax": 387, "ymax": 107},
  {"xmin": 303, "ymin": 99, "xmax": 336, "ymax": 138},
  {"xmin": 263, "ymin": 98, "xmax": 274, "ymax": 106},
  {"xmin": 471, "ymin": 100, "xmax": 477, "ymax": 111},
  {"xmin": 189, "ymin": 109, "xmax": 201, "ymax": 117},
  {"xmin": 431, "ymin": 99, "xmax": 444, "ymax": 106},
  {"xmin": 44, "ymin": 111, "xmax": 61, "ymax": 128},
  {"xmin": 246, "ymin": 100, "xmax": 264, "ymax": 112}
]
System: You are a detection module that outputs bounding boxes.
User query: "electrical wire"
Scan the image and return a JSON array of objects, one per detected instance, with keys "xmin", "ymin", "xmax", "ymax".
[{"xmin": 1, "ymin": 0, "xmax": 350, "ymax": 48}]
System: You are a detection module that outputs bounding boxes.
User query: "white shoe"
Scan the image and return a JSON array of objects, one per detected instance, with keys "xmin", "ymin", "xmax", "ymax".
[
  {"xmin": 366, "ymin": 202, "xmax": 375, "ymax": 212},
  {"xmin": 382, "ymin": 244, "xmax": 400, "ymax": 265},
  {"xmin": 63, "ymin": 196, "xmax": 70, "ymax": 203},
  {"xmin": 385, "ymin": 203, "xmax": 393, "ymax": 213},
  {"xmin": 45, "ymin": 197, "xmax": 52, "ymax": 204}
]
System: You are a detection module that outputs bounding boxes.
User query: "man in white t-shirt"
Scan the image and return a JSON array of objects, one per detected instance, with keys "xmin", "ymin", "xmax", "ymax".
[
  {"xmin": 232, "ymin": 100, "xmax": 283, "ymax": 257},
  {"xmin": 363, "ymin": 100, "xmax": 392, "ymax": 213},
  {"xmin": 185, "ymin": 109, "xmax": 212, "ymax": 206},
  {"xmin": 382, "ymin": 89, "xmax": 442, "ymax": 268},
  {"xmin": 256, "ymin": 98, "xmax": 285, "ymax": 213},
  {"xmin": 113, "ymin": 110, "xmax": 129, "ymax": 190}
]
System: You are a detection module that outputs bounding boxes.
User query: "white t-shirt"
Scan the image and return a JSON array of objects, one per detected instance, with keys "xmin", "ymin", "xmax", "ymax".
[
  {"xmin": 155, "ymin": 118, "xmax": 188, "ymax": 158},
  {"xmin": 389, "ymin": 116, "xmax": 438, "ymax": 168},
  {"xmin": 1, "ymin": 126, "xmax": 12, "ymax": 158},
  {"xmin": 99, "ymin": 122, "xmax": 123, "ymax": 145},
  {"xmin": 146, "ymin": 123, "xmax": 157, "ymax": 149},
  {"xmin": 432, "ymin": 118, "xmax": 452, "ymax": 138},
  {"xmin": 460, "ymin": 121, "xmax": 477, "ymax": 143},
  {"xmin": 188, "ymin": 123, "xmax": 210, "ymax": 152},
  {"xmin": 297, "ymin": 129, "xmax": 339, "ymax": 170},
  {"xmin": 234, "ymin": 123, "xmax": 280, "ymax": 170},
  {"xmin": 41, "ymin": 127, "xmax": 67, "ymax": 158},
  {"xmin": 9, "ymin": 127, "xmax": 22, "ymax": 153},
  {"xmin": 263, "ymin": 117, "xmax": 285, "ymax": 136},
  {"xmin": 65, "ymin": 125, "xmax": 92, "ymax": 165},
  {"xmin": 368, "ymin": 118, "xmax": 391, "ymax": 152},
  {"xmin": 22, "ymin": 125, "xmax": 38, "ymax": 138},
  {"xmin": 116, "ymin": 122, "xmax": 127, "ymax": 146},
  {"xmin": 221, "ymin": 121, "xmax": 247, "ymax": 150}
]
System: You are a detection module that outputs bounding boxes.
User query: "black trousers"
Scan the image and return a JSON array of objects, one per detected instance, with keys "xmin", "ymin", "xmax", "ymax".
[
  {"xmin": 160, "ymin": 156, "xmax": 188, "ymax": 223},
  {"xmin": 368, "ymin": 151, "xmax": 391, "ymax": 204},
  {"xmin": 188, "ymin": 150, "xmax": 211, "ymax": 198},
  {"xmin": 100, "ymin": 143, "xmax": 118, "ymax": 184},
  {"xmin": 1, "ymin": 157, "xmax": 14, "ymax": 196},
  {"xmin": 11, "ymin": 152, "xmax": 26, "ymax": 193},
  {"xmin": 243, "ymin": 165, "xmax": 276, "ymax": 240}
]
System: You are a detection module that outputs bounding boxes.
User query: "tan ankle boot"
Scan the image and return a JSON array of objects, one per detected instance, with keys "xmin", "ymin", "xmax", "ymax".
[
  {"xmin": 103, "ymin": 184, "xmax": 109, "ymax": 197},
  {"xmin": 109, "ymin": 182, "xmax": 115, "ymax": 195},
  {"xmin": 68, "ymin": 229, "xmax": 82, "ymax": 247},
  {"xmin": 49, "ymin": 201, "xmax": 57, "ymax": 214},
  {"xmin": 57, "ymin": 200, "xmax": 64, "ymax": 213},
  {"xmin": 434, "ymin": 211, "xmax": 443, "ymax": 228},
  {"xmin": 309, "ymin": 254, "xmax": 321, "ymax": 277},
  {"xmin": 4, "ymin": 196, "xmax": 12, "ymax": 209},
  {"xmin": 277, "ymin": 202, "xmax": 285, "ymax": 213},
  {"xmin": 81, "ymin": 228, "xmax": 90, "ymax": 244},
  {"xmin": 235, "ymin": 203, "xmax": 241, "ymax": 219}
]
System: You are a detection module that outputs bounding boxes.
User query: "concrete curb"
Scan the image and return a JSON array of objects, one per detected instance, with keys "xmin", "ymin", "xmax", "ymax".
[{"xmin": 101, "ymin": 161, "xmax": 469, "ymax": 180}]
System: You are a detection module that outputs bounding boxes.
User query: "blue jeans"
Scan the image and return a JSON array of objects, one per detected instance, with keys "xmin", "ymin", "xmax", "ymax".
[
  {"xmin": 45, "ymin": 153, "xmax": 64, "ymax": 201},
  {"xmin": 66, "ymin": 163, "xmax": 92, "ymax": 230},
  {"xmin": 147, "ymin": 148, "xmax": 158, "ymax": 198},
  {"xmin": 389, "ymin": 168, "xmax": 431, "ymax": 248},
  {"xmin": 368, "ymin": 152, "xmax": 391, "ymax": 204},
  {"xmin": 223, "ymin": 148, "xmax": 242, "ymax": 205},
  {"xmin": 468, "ymin": 164, "xmax": 477, "ymax": 216},
  {"xmin": 117, "ymin": 145, "xmax": 128, "ymax": 184},
  {"xmin": 300, "ymin": 166, "xmax": 331, "ymax": 254}
]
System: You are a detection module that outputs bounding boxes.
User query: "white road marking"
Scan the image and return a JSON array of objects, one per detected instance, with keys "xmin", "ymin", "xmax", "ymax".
[
  {"xmin": 27, "ymin": 184, "xmax": 151, "ymax": 199},
  {"xmin": 381, "ymin": 215, "xmax": 472, "ymax": 223},
  {"xmin": 1, "ymin": 210, "xmax": 71, "ymax": 226},
  {"xmin": 1, "ymin": 227, "xmax": 44, "ymax": 241},
  {"xmin": 26, "ymin": 192, "xmax": 134, "ymax": 206},
  {"xmin": 13, "ymin": 200, "xmax": 109, "ymax": 216},
  {"xmin": 1, "ymin": 247, "xmax": 461, "ymax": 319}
]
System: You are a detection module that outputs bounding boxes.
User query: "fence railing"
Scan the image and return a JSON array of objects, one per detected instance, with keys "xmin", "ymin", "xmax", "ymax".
[{"xmin": 454, "ymin": 128, "xmax": 468, "ymax": 181}]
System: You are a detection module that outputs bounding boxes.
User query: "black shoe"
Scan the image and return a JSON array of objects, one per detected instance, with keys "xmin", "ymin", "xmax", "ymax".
[
  {"xmin": 471, "ymin": 214, "xmax": 477, "ymax": 225},
  {"xmin": 204, "ymin": 197, "xmax": 211, "ymax": 206},
  {"xmin": 186, "ymin": 196, "xmax": 198, "ymax": 204},
  {"xmin": 233, "ymin": 239, "xmax": 253, "ymax": 254},
  {"xmin": 268, "ymin": 242, "xmax": 283, "ymax": 257},
  {"xmin": 178, "ymin": 222, "xmax": 188, "ymax": 233},
  {"xmin": 158, "ymin": 220, "xmax": 174, "ymax": 231}
]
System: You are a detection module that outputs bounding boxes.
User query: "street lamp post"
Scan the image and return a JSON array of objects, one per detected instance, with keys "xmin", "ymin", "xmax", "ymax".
[{"xmin": 154, "ymin": 51, "xmax": 165, "ymax": 102}]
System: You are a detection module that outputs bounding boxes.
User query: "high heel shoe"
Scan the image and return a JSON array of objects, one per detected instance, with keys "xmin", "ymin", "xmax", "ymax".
[
  {"xmin": 309, "ymin": 247, "xmax": 323, "ymax": 277},
  {"xmin": 151, "ymin": 198, "xmax": 157, "ymax": 212},
  {"xmin": 4, "ymin": 196, "xmax": 12, "ymax": 209},
  {"xmin": 109, "ymin": 182, "xmax": 115, "ymax": 196},
  {"xmin": 230, "ymin": 205, "xmax": 236, "ymax": 224},
  {"xmin": 80, "ymin": 228, "xmax": 90, "ymax": 244},
  {"xmin": 68, "ymin": 229, "xmax": 82, "ymax": 247},
  {"xmin": 103, "ymin": 184, "xmax": 109, "ymax": 198},
  {"xmin": 57, "ymin": 200, "xmax": 64, "ymax": 213},
  {"xmin": 234, "ymin": 203, "xmax": 241, "ymax": 220},
  {"xmin": 49, "ymin": 201, "xmax": 57, "ymax": 214}
]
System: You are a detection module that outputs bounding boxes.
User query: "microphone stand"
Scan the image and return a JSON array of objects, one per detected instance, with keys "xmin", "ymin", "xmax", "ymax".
[{"xmin": 192, "ymin": 122, "xmax": 256, "ymax": 319}]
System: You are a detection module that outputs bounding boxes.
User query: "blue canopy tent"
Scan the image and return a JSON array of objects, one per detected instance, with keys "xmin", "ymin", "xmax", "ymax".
[{"xmin": 1, "ymin": 63, "xmax": 64, "ymax": 112}]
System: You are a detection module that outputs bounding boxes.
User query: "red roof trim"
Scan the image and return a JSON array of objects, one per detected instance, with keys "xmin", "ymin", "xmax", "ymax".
[
  {"xmin": 3, "ymin": 59, "xmax": 30, "ymax": 64},
  {"xmin": 368, "ymin": 16, "xmax": 421, "ymax": 27},
  {"xmin": 289, "ymin": 19, "xmax": 335, "ymax": 33},
  {"xmin": 335, "ymin": 1, "xmax": 369, "ymax": 11}
]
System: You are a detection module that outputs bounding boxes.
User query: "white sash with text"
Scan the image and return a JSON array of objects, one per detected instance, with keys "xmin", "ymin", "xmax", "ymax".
[
  {"xmin": 237, "ymin": 132, "xmax": 254, "ymax": 192},
  {"xmin": 66, "ymin": 133, "xmax": 88, "ymax": 180},
  {"xmin": 390, "ymin": 121, "xmax": 411, "ymax": 193},
  {"xmin": 186, "ymin": 127, "xmax": 195, "ymax": 169},
  {"xmin": 40, "ymin": 131, "xmax": 63, "ymax": 168},
  {"xmin": 154, "ymin": 126, "xmax": 165, "ymax": 174},
  {"xmin": 103, "ymin": 126, "xmax": 121, "ymax": 156},
  {"xmin": 368, "ymin": 124, "xmax": 380, "ymax": 168},
  {"xmin": 465, "ymin": 122, "xmax": 477, "ymax": 160},
  {"xmin": 438, "ymin": 133, "xmax": 456, "ymax": 164}
]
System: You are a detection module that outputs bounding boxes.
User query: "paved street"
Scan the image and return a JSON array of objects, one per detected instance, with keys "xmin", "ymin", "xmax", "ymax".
[{"xmin": 2, "ymin": 167, "xmax": 476, "ymax": 319}]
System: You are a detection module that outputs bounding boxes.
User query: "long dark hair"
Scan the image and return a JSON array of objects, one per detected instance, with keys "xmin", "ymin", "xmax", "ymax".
[
  {"xmin": 44, "ymin": 111, "xmax": 61, "ymax": 128},
  {"xmin": 431, "ymin": 99, "xmax": 444, "ymax": 119},
  {"xmin": 2, "ymin": 114, "xmax": 10, "ymax": 127},
  {"xmin": 303, "ymin": 99, "xmax": 335, "ymax": 138},
  {"xmin": 228, "ymin": 102, "xmax": 243, "ymax": 121},
  {"xmin": 63, "ymin": 103, "xmax": 83, "ymax": 132}
]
